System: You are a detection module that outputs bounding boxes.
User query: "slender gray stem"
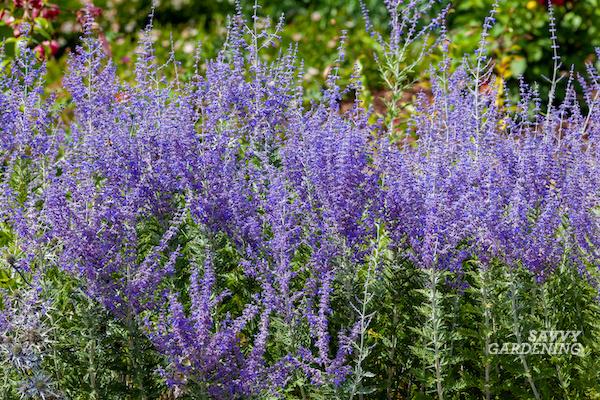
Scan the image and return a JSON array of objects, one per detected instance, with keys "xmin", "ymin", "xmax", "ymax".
[{"xmin": 508, "ymin": 268, "xmax": 540, "ymax": 400}]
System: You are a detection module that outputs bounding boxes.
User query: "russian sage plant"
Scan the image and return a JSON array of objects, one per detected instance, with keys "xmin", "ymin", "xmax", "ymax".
[{"xmin": 0, "ymin": 0, "xmax": 599, "ymax": 399}]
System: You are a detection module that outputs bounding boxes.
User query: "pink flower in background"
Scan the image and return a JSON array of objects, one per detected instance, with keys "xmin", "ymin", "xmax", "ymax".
[{"xmin": 34, "ymin": 40, "xmax": 59, "ymax": 59}]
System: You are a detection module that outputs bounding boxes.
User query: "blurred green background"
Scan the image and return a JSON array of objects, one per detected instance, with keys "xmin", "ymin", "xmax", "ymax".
[{"xmin": 1, "ymin": 0, "xmax": 599, "ymax": 98}]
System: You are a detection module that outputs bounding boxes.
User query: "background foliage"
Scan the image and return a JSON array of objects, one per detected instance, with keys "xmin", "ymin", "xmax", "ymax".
[{"xmin": 1, "ymin": 0, "xmax": 599, "ymax": 95}]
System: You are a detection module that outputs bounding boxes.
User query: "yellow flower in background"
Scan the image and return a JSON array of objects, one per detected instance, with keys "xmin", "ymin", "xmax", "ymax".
[
  {"xmin": 527, "ymin": 0, "xmax": 538, "ymax": 10},
  {"xmin": 367, "ymin": 329, "xmax": 383, "ymax": 339}
]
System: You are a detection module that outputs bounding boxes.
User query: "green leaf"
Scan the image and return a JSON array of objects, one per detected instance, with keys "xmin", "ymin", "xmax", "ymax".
[{"xmin": 510, "ymin": 57, "xmax": 527, "ymax": 77}]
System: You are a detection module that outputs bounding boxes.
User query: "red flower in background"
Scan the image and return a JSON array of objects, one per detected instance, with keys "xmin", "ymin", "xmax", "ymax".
[
  {"xmin": 13, "ymin": 0, "xmax": 43, "ymax": 9},
  {"xmin": 537, "ymin": 0, "xmax": 567, "ymax": 5},
  {"xmin": 41, "ymin": 4, "xmax": 60, "ymax": 20}
]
